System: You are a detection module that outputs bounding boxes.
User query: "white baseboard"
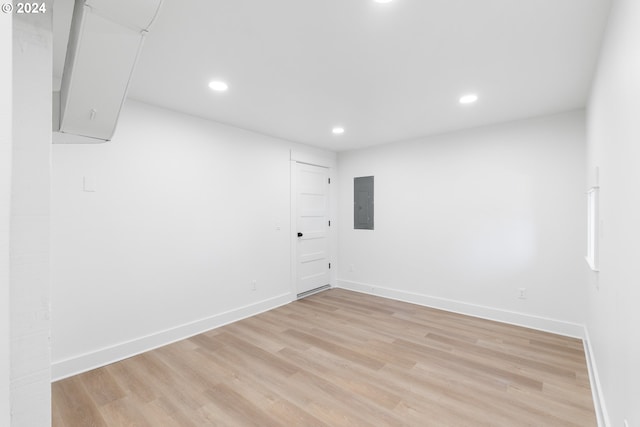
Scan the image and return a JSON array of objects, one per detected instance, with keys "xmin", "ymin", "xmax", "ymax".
[
  {"xmin": 337, "ymin": 279, "xmax": 613, "ymax": 425},
  {"xmin": 583, "ymin": 328, "xmax": 610, "ymax": 427},
  {"xmin": 51, "ymin": 292, "xmax": 294, "ymax": 381},
  {"xmin": 52, "ymin": 281, "xmax": 609, "ymax": 426},
  {"xmin": 337, "ymin": 279, "xmax": 585, "ymax": 338}
]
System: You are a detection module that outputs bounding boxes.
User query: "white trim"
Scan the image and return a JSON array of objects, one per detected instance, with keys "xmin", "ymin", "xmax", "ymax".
[
  {"xmin": 290, "ymin": 160, "xmax": 298, "ymax": 296},
  {"xmin": 290, "ymin": 148, "xmax": 336, "ymax": 169},
  {"xmin": 51, "ymin": 292, "xmax": 294, "ymax": 381},
  {"xmin": 337, "ymin": 279, "xmax": 585, "ymax": 338},
  {"xmin": 336, "ymin": 280, "xmax": 612, "ymax": 423},
  {"xmin": 585, "ymin": 256, "xmax": 599, "ymax": 272},
  {"xmin": 583, "ymin": 328, "xmax": 610, "ymax": 427},
  {"xmin": 585, "ymin": 186, "xmax": 600, "ymax": 271}
]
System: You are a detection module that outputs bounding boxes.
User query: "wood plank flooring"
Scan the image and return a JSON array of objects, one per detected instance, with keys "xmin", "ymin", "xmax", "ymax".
[{"xmin": 52, "ymin": 289, "xmax": 597, "ymax": 426}]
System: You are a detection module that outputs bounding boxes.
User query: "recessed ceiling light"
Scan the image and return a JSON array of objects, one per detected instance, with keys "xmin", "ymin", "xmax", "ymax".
[
  {"xmin": 332, "ymin": 127, "xmax": 345, "ymax": 135},
  {"xmin": 208, "ymin": 80, "xmax": 228, "ymax": 92},
  {"xmin": 459, "ymin": 93, "xmax": 478, "ymax": 104}
]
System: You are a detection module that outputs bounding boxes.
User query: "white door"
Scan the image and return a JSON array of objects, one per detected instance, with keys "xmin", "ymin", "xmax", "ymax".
[{"xmin": 295, "ymin": 163, "xmax": 330, "ymax": 296}]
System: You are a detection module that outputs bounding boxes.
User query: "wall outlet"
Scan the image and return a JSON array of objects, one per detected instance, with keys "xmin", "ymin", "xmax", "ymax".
[
  {"xmin": 518, "ymin": 288, "xmax": 527, "ymax": 299},
  {"xmin": 251, "ymin": 280, "xmax": 257, "ymax": 291}
]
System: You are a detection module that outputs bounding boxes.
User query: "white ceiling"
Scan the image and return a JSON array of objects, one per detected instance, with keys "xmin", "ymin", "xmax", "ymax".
[{"xmin": 53, "ymin": 0, "xmax": 612, "ymax": 151}]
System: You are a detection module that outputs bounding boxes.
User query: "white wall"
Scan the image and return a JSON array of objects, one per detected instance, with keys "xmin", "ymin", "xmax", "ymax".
[
  {"xmin": 10, "ymin": 14, "xmax": 52, "ymax": 427},
  {"xmin": 338, "ymin": 111, "xmax": 586, "ymax": 336},
  {"xmin": 586, "ymin": 0, "xmax": 640, "ymax": 425},
  {"xmin": 51, "ymin": 100, "xmax": 336, "ymax": 379},
  {"xmin": 1, "ymin": 11, "xmax": 13, "ymax": 427}
]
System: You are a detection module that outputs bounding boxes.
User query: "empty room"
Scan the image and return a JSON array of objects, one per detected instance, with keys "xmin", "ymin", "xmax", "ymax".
[{"xmin": 2, "ymin": 0, "xmax": 639, "ymax": 425}]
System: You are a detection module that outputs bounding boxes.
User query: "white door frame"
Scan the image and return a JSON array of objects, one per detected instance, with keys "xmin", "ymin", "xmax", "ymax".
[{"xmin": 290, "ymin": 150, "xmax": 336, "ymax": 298}]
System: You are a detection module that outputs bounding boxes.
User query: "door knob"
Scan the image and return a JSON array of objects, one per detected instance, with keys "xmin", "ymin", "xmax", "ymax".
[{"xmin": 297, "ymin": 232, "xmax": 303, "ymax": 237}]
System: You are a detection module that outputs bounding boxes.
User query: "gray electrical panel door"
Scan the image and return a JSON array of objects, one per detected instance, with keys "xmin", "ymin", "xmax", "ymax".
[{"xmin": 354, "ymin": 176, "xmax": 374, "ymax": 230}]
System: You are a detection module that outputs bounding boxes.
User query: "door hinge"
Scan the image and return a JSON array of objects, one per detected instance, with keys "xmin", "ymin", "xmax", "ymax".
[
  {"xmin": 328, "ymin": 220, "xmax": 331, "ymax": 227},
  {"xmin": 328, "ymin": 177, "xmax": 331, "ymax": 184},
  {"xmin": 329, "ymin": 263, "xmax": 331, "ymax": 269}
]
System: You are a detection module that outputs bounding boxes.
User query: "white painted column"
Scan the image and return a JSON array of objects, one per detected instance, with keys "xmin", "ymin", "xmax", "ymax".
[
  {"xmin": 10, "ymin": 7, "xmax": 52, "ymax": 426},
  {"xmin": 1, "ymin": 9, "xmax": 13, "ymax": 427}
]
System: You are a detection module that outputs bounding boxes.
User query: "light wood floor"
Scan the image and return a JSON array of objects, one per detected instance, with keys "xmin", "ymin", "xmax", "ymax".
[{"xmin": 52, "ymin": 289, "xmax": 596, "ymax": 426}]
